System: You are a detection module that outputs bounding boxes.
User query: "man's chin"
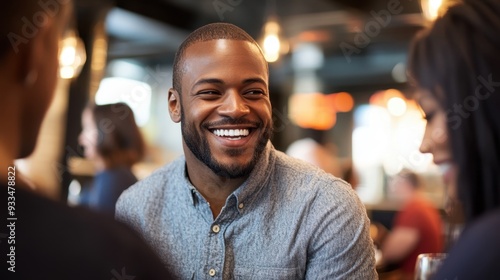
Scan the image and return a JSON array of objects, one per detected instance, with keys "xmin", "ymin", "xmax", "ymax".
[{"xmin": 210, "ymin": 160, "xmax": 255, "ymax": 179}]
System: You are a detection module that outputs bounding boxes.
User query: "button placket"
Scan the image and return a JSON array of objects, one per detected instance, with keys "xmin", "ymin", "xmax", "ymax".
[{"xmin": 212, "ymin": 224, "xmax": 220, "ymax": 233}]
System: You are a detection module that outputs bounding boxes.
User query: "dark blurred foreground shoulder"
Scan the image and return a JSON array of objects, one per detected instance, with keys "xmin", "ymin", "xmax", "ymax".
[
  {"xmin": 0, "ymin": 185, "xmax": 175, "ymax": 280},
  {"xmin": 432, "ymin": 208, "xmax": 500, "ymax": 280}
]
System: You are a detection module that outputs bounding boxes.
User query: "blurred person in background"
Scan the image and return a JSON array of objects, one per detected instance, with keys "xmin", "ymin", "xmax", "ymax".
[
  {"xmin": 374, "ymin": 169, "xmax": 443, "ymax": 280},
  {"xmin": 407, "ymin": 0, "xmax": 500, "ymax": 278},
  {"xmin": 286, "ymin": 129, "xmax": 343, "ymax": 178},
  {"xmin": 286, "ymin": 137, "xmax": 343, "ymax": 177},
  {"xmin": 0, "ymin": 0, "xmax": 172, "ymax": 279},
  {"xmin": 78, "ymin": 102, "xmax": 145, "ymax": 216}
]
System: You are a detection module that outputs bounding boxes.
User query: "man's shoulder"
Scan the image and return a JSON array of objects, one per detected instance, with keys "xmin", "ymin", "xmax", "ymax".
[
  {"xmin": 270, "ymin": 149, "xmax": 357, "ymax": 203},
  {"xmin": 272, "ymin": 149, "xmax": 348, "ymax": 187}
]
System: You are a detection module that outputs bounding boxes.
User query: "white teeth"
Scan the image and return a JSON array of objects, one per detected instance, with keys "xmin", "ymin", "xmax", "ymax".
[{"xmin": 213, "ymin": 129, "xmax": 249, "ymax": 137}]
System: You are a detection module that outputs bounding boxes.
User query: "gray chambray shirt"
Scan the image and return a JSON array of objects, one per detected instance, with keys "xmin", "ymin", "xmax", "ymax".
[{"xmin": 116, "ymin": 142, "xmax": 377, "ymax": 279}]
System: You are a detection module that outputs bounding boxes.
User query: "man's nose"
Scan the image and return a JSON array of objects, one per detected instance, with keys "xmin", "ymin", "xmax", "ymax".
[{"xmin": 218, "ymin": 90, "xmax": 250, "ymax": 118}]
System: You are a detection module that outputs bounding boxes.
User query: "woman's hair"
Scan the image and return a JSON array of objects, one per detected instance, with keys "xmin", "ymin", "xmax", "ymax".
[
  {"xmin": 90, "ymin": 102, "xmax": 145, "ymax": 169},
  {"xmin": 407, "ymin": 0, "xmax": 500, "ymax": 223}
]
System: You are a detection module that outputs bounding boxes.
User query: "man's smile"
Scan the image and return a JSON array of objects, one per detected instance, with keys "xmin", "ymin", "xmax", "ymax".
[{"xmin": 211, "ymin": 128, "xmax": 250, "ymax": 140}]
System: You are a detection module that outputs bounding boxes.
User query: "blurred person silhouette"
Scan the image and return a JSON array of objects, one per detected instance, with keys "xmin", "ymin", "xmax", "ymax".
[
  {"xmin": 406, "ymin": 0, "xmax": 500, "ymax": 278},
  {"xmin": 116, "ymin": 22, "xmax": 377, "ymax": 279},
  {"xmin": 78, "ymin": 102, "xmax": 145, "ymax": 216},
  {"xmin": 0, "ymin": 1, "xmax": 172, "ymax": 279},
  {"xmin": 286, "ymin": 129, "xmax": 343, "ymax": 178},
  {"xmin": 375, "ymin": 169, "xmax": 443, "ymax": 280}
]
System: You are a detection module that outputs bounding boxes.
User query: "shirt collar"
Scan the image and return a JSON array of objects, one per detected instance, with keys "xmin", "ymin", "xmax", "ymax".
[
  {"xmin": 181, "ymin": 141, "xmax": 276, "ymax": 211},
  {"xmin": 231, "ymin": 141, "xmax": 275, "ymax": 214}
]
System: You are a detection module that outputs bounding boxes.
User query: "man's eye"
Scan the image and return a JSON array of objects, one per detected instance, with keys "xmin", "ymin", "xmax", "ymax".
[
  {"xmin": 245, "ymin": 90, "xmax": 265, "ymax": 96},
  {"xmin": 199, "ymin": 90, "xmax": 219, "ymax": 95}
]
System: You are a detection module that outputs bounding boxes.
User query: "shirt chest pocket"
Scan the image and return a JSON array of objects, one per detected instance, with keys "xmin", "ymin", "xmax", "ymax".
[{"xmin": 233, "ymin": 266, "xmax": 301, "ymax": 280}]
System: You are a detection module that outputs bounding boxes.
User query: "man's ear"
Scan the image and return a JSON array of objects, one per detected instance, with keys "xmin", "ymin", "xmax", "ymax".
[{"xmin": 168, "ymin": 88, "xmax": 181, "ymax": 123}]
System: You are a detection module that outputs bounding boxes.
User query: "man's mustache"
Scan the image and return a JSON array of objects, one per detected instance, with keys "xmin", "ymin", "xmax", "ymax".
[{"xmin": 203, "ymin": 117, "xmax": 261, "ymax": 128}]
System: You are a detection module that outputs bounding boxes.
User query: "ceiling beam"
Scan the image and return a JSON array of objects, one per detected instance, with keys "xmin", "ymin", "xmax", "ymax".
[{"xmin": 115, "ymin": 0, "xmax": 197, "ymax": 30}]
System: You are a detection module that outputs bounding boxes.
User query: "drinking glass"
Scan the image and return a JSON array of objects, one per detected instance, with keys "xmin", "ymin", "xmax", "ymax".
[{"xmin": 414, "ymin": 253, "xmax": 447, "ymax": 280}]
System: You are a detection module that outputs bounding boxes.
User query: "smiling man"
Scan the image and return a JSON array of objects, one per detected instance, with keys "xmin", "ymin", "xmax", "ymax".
[{"xmin": 116, "ymin": 23, "xmax": 376, "ymax": 279}]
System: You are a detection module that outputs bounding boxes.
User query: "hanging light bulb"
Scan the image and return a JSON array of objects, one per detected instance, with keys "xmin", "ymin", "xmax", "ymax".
[
  {"xmin": 262, "ymin": 16, "xmax": 281, "ymax": 62},
  {"xmin": 421, "ymin": 0, "xmax": 442, "ymax": 20},
  {"xmin": 59, "ymin": 29, "xmax": 86, "ymax": 79},
  {"xmin": 259, "ymin": 0, "xmax": 289, "ymax": 63},
  {"xmin": 420, "ymin": 0, "xmax": 461, "ymax": 21}
]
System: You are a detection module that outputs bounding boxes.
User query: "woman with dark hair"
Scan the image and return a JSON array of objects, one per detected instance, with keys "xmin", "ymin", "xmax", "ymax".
[
  {"xmin": 407, "ymin": 0, "xmax": 500, "ymax": 278},
  {"xmin": 79, "ymin": 102, "xmax": 145, "ymax": 216}
]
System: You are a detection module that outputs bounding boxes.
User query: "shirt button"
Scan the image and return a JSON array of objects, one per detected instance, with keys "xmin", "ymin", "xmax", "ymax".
[
  {"xmin": 238, "ymin": 203, "xmax": 244, "ymax": 209},
  {"xmin": 209, "ymin": 268, "xmax": 216, "ymax": 276},
  {"xmin": 212, "ymin": 224, "xmax": 220, "ymax": 233}
]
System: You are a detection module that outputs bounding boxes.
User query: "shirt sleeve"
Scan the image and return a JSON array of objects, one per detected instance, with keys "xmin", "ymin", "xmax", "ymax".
[{"xmin": 304, "ymin": 180, "xmax": 378, "ymax": 279}]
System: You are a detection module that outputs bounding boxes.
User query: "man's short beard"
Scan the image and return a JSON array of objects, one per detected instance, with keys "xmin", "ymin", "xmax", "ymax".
[{"xmin": 181, "ymin": 109, "xmax": 272, "ymax": 179}]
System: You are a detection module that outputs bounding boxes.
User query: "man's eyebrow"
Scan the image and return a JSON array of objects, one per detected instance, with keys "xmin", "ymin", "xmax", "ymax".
[
  {"xmin": 193, "ymin": 78, "xmax": 224, "ymax": 88},
  {"xmin": 193, "ymin": 77, "xmax": 267, "ymax": 88},
  {"xmin": 242, "ymin": 78, "xmax": 267, "ymax": 86}
]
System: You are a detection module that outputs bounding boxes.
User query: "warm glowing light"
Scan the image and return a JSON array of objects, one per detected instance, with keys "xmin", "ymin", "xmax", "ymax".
[
  {"xmin": 58, "ymin": 30, "xmax": 86, "ymax": 79},
  {"xmin": 91, "ymin": 38, "xmax": 108, "ymax": 71},
  {"xmin": 329, "ymin": 92, "xmax": 354, "ymax": 112},
  {"xmin": 289, "ymin": 93, "xmax": 337, "ymax": 130},
  {"xmin": 60, "ymin": 38, "xmax": 77, "ymax": 65},
  {"xmin": 260, "ymin": 16, "xmax": 288, "ymax": 63},
  {"xmin": 387, "ymin": 97, "xmax": 407, "ymax": 117},
  {"xmin": 421, "ymin": 0, "xmax": 442, "ymax": 20},
  {"xmin": 352, "ymin": 104, "xmax": 436, "ymax": 204},
  {"xmin": 369, "ymin": 91, "xmax": 384, "ymax": 106},
  {"xmin": 353, "ymin": 106, "xmax": 391, "ymax": 167},
  {"xmin": 263, "ymin": 33, "xmax": 280, "ymax": 62},
  {"xmin": 421, "ymin": 0, "xmax": 459, "ymax": 21},
  {"xmin": 95, "ymin": 77, "xmax": 152, "ymax": 126},
  {"xmin": 369, "ymin": 89, "xmax": 405, "ymax": 108},
  {"xmin": 296, "ymin": 30, "xmax": 331, "ymax": 43},
  {"xmin": 60, "ymin": 66, "xmax": 76, "ymax": 79}
]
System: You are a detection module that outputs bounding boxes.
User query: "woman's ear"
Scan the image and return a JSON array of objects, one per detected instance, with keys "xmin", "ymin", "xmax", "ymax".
[
  {"xmin": 168, "ymin": 88, "xmax": 181, "ymax": 123},
  {"xmin": 18, "ymin": 13, "xmax": 58, "ymax": 88}
]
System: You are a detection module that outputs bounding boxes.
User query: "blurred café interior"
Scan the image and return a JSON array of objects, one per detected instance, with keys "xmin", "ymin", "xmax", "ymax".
[{"xmin": 18, "ymin": 0, "xmax": 455, "ymax": 227}]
